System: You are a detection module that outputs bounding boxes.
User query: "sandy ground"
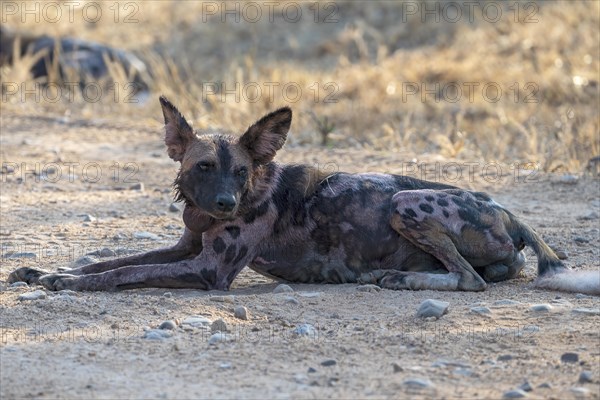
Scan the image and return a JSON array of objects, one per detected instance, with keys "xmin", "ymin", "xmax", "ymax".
[{"xmin": 0, "ymin": 111, "xmax": 599, "ymax": 399}]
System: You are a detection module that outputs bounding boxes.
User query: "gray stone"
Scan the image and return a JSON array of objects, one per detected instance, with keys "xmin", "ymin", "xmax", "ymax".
[
  {"xmin": 560, "ymin": 352, "xmax": 579, "ymax": 363},
  {"xmin": 498, "ymin": 355, "xmax": 514, "ymax": 362},
  {"xmin": 82, "ymin": 214, "xmax": 96, "ymax": 222},
  {"xmin": 470, "ymin": 306, "xmax": 492, "ymax": 315},
  {"xmin": 181, "ymin": 316, "xmax": 212, "ymax": 328},
  {"xmin": 572, "ymin": 308, "xmax": 600, "ymax": 316},
  {"xmin": 18, "ymin": 290, "xmax": 46, "ymax": 301},
  {"xmin": 293, "ymin": 323, "xmax": 316, "ymax": 337},
  {"xmin": 209, "ymin": 295, "xmax": 235, "ymax": 303},
  {"xmin": 129, "ymin": 183, "xmax": 144, "ymax": 191},
  {"xmin": 570, "ymin": 387, "xmax": 589, "ymax": 395},
  {"xmin": 99, "ymin": 248, "xmax": 116, "ymax": 257},
  {"xmin": 579, "ymin": 371, "xmax": 593, "ymax": 383},
  {"xmin": 158, "ymin": 320, "xmax": 177, "ymax": 330},
  {"xmin": 163, "ymin": 292, "xmax": 172, "ymax": 298},
  {"xmin": 403, "ymin": 378, "xmax": 434, "ymax": 388},
  {"xmin": 555, "ymin": 174, "xmax": 578, "ymax": 185},
  {"xmin": 298, "ymin": 292, "xmax": 321, "ymax": 298},
  {"xmin": 72, "ymin": 256, "xmax": 98, "ymax": 267},
  {"xmin": 284, "ymin": 296, "xmax": 300, "ymax": 305},
  {"xmin": 519, "ymin": 381, "xmax": 533, "ymax": 392},
  {"xmin": 529, "ymin": 304, "xmax": 553, "ymax": 312},
  {"xmin": 7, "ymin": 252, "xmax": 37, "ymax": 259},
  {"xmin": 577, "ymin": 212, "xmax": 599, "ymax": 221},
  {"xmin": 233, "ymin": 305, "xmax": 248, "ymax": 320},
  {"xmin": 10, "ymin": 282, "xmax": 28, "ymax": 288},
  {"xmin": 493, "ymin": 299, "xmax": 522, "ymax": 306},
  {"xmin": 211, "ymin": 318, "xmax": 228, "ymax": 333},
  {"xmin": 392, "ymin": 363, "xmax": 404, "ymax": 373},
  {"xmin": 356, "ymin": 284, "xmax": 381, "ymax": 292},
  {"xmin": 554, "ymin": 250, "xmax": 568, "ymax": 260},
  {"xmin": 143, "ymin": 329, "xmax": 172, "ymax": 340},
  {"xmin": 273, "ymin": 284, "xmax": 294, "ymax": 294},
  {"xmin": 503, "ymin": 389, "xmax": 528, "ymax": 398},
  {"xmin": 134, "ymin": 231, "xmax": 160, "ymax": 240},
  {"xmin": 208, "ymin": 332, "xmax": 231, "ymax": 345},
  {"xmin": 321, "ymin": 359, "xmax": 337, "ymax": 367},
  {"xmin": 417, "ymin": 299, "xmax": 449, "ymax": 318},
  {"xmin": 169, "ymin": 203, "xmax": 179, "ymax": 212}
]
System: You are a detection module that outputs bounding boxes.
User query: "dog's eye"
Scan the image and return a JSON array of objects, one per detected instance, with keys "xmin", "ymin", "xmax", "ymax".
[
  {"xmin": 236, "ymin": 167, "xmax": 248, "ymax": 178},
  {"xmin": 197, "ymin": 162, "xmax": 215, "ymax": 171}
]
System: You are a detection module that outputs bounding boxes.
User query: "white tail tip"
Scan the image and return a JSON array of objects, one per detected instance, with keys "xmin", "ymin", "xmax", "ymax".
[{"xmin": 535, "ymin": 269, "xmax": 600, "ymax": 296}]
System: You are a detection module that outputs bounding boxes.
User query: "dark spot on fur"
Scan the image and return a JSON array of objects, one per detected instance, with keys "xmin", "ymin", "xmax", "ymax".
[
  {"xmin": 443, "ymin": 210, "xmax": 450, "ymax": 218},
  {"xmin": 404, "ymin": 208, "xmax": 417, "ymax": 218},
  {"xmin": 437, "ymin": 198, "xmax": 449, "ymax": 207},
  {"xmin": 224, "ymin": 244, "xmax": 237, "ymax": 264},
  {"xmin": 233, "ymin": 245, "xmax": 248, "ymax": 265},
  {"xmin": 226, "ymin": 269, "xmax": 238, "ymax": 284},
  {"xmin": 217, "ymin": 139, "xmax": 232, "ymax": 172},
  {"xmin": 213, "ymin": 237, "xmax": 226, "ymax": 254},
  {"xmin": 419, "ymin": 203, "xmax": 434, "ymax": 214},
  {"xmin": 425, "ymin": 195, "xmax": 435, "ymax": 202},
  {"xmin": 243, "ymin": 201, "xmax": 269, "ymax": 224},
  {"xmin": 225, "ymin": 226, "xmax": 241, "ymax": 238}
]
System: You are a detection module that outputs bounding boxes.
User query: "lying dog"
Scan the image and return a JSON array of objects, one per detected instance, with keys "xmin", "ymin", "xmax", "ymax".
[{"xmin": 8, "ymin": 97, "xmax": 600, "ymax": 294}]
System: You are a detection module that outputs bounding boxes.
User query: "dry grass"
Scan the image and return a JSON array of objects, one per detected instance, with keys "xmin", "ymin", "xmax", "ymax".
[{"xmin": 1, "ymin": 0, "xmax": 598, "ymax": 171}]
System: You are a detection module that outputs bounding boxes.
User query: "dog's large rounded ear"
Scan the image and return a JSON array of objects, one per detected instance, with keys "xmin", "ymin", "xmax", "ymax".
[
  {"xmin": 159, "ymin": 95, "xmax": 195, "ymax": 162},
  {"xmin": 239, "ymin": 107, "xmax": 291, "ymax": 165}
]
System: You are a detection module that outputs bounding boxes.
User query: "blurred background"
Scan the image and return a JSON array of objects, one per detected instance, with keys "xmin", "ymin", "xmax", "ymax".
[{"xmin": 1, "ymin": 0, "xmax": 598, "ymax": 171}]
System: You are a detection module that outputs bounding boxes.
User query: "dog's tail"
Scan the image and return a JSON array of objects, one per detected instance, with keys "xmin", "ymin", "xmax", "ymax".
[{"xmin": 506, "ymin": 211, "xmax": 600, "ymax": 295}]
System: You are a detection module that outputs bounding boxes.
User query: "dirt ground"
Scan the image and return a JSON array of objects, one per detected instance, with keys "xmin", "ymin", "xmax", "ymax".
[{"xmin": 0, "ymin": 112, "xmax": 599, "ymax": 399}]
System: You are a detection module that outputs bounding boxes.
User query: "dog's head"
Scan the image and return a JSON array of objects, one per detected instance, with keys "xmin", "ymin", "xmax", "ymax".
[{"xmin": 159, "ymin": 96, "xmax": 291, "ymax": 220}]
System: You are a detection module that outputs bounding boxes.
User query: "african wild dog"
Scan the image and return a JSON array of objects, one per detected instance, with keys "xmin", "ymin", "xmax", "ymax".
[{"xmin": 8, "ymin": 96, "xmax": 600, "ymax": 295}]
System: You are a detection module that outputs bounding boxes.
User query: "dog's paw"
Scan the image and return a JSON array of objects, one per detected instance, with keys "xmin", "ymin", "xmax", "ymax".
[
  {"xmin": 39, "ymin": 273, "xmax": 79, "ymax": 291},
  {"xmin": 7, "ymin": 267, "xmax": 46, "ymax": 285}
]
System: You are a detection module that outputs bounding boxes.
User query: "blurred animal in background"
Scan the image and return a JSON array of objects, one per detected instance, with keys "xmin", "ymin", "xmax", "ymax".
[{"xmin": 0, "ymin": 25, "xmax": 149, "ymax": 92}]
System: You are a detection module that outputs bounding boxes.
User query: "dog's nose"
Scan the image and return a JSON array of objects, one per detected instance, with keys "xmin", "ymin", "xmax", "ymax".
[{"xmin": 215, "ymin": 194, "xmax": 237, "ymax": 212}]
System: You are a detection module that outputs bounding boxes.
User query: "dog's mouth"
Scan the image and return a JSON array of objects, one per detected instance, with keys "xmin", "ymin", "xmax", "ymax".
[{"xmin": 208, "ymin": 210, "xmax": 238, "ymax": 220}]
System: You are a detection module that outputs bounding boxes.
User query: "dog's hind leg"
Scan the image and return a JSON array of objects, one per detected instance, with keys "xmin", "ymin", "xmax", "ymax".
[{"xmin": 373, "ymin": 269, "xmax": 461, "ymax": 291}]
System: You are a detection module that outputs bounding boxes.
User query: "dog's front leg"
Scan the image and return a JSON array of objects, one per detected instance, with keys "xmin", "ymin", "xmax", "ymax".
[
  {"xmin": 38, "ymin": 257, "xmax": 218, "ymax": 292},
  {"xmin": 38, "ymin": 229, "xmax": 259, "ymax": 291},
  {"xmin": 8, "ymin": 226, "xmax": 205, "ymax": 285}
]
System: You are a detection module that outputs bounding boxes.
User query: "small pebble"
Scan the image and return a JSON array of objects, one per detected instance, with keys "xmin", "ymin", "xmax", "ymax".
[
  {"xmin": 503, "ymin": 389, "xmax": 528, "ymax": 398},
  {"xmin": 403, "ymin": 378, "xmax": 434, "ymax": 388},
  {"xmin": 572, "ymin": 308, "xmax": 600, "ymax": 316},
  {"xmin": 554, "ymin": 250, "xmax": 568, "ymax": 260},
  {"xmin": 560, "ymin": 352, "xmax": 579, "ymax": 363},
  {"xmin": 163, "ymin": 292, "xmax": 172, "ymax": 298},
  {"xmin": 577, "ymin": 212, "xmax": 599, "ymax": 221},
  {"xmin": 356, "ymin": 284, "xmax": 381, "ymax": 292},
  {"xmin": 579, "ymin": 371, "xmax": 593, "ymax": 383},
  {"xmin": 211, "ymin": 318, "xmax": 228, "ymax": 333},
  {"xmin": 284, "ymin": 296, "xmax": 300, "ymax": 305},
  {"xmin": 320, "ymin": 359, "xmax": 337, "ymax": 367},
  {"xmin": 208, "ymin": 332, "xmax": 231, "ymax": 345},
  {"xmin": 498, "ymin": 355, "xmax": 514, "ymax": 362},
  {"xmin": 417, "ymin": 299, "xmax": 449, "ymax": 318},
  {"xmin": 307, "ymin": 367, "xmax": 317, "ymax": 373},
  {"xmin": 134, "ymin": 231, "xmax": 160, "ymax": 240},
  {"xmin": 529, "ymin": 304, "xmax": 553, "ymax": 312},
  {"xmin": 470, "ymin": 306, "xmax": 492, "ymax": 315},
  {"xmin": 99, "ymin": 248, "xmax": 116, "ymax": 257},
  {"xmin": 493, "ymin": 299, "xmax": 522, "ymax": 306},
  {"xmin": 181, "ymin": 316, "xmax": 212, "ymax": 328},
  {"xmin": 537, "ymin": 383, "xmax": 551, "ymax": 389},
  {"xmin": 392, "ymin": 363, "xmax": 404, "ymax": 373},
  {"xmin": 570, "ymin": 387, "xmax": 589, "ymax": 395},
  {"xmin": 158, "ymin": 320, "xmax": 177, "ymax": 330},
  {"xmin": 72, "ymin": 256, "xmax": 98, "ymax": 267},
  {"xmin": 233, "ymin": 306, "xmax": 248, "ymax": 320},
  {"xmin": 298, "ymin": 292, "xmax": 321, "ymax": 298},
  {"xmin": 82, "ymin": 214, "xmax": 96, "ymax": 222},
  {"xmin": 10, "ymin": 282, "xmax": 28, "ymax": 288},
  {"xmin": 273, "ymin": 284, "xmax": 293, "ymax": 294},
  {"xmin": 130, "ymin": 182, "xmax": 144, "ymax": 191},
  {"xmin": 210, "ymin": 295, "xmax": 235, "ymax": 303},
  {"xmin": 573, "ymin": 236, "xmax": 589, "ymax": 244},
  {"xmin": 519, "ymin": 381, "xmax": 533, "ymax": 392},
  {"xmin": 18, "ymin": 290, "xmax": 46, "ymax": 301},
  {"xmin": 6, "ymin": 252, "xmax": 37, "ymax": 259},
  {"xmin": 143, "ymin": 329, "xmax": 172, "ymax": 340},
  {"xmin": 292, "ymin": 323, "xmax": 316, "ymax": 337},
  {"xmin": 169, "ymin": 203, "xmax": 179, "ymax": 212}
]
